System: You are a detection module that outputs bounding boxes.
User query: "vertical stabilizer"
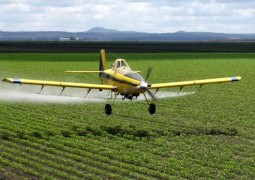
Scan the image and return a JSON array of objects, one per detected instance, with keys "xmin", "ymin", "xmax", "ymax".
[{"xmin": 99, "ymin": 49, "xmax": 107, "ymax": 71}]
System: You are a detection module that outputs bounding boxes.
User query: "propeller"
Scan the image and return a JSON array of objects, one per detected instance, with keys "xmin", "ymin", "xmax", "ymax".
[
  {"xmin": 145, "ymin": 67, "xmax": 152, "ymax": 82},
  {"xmin": 140, "ymin": 67, "xmax": 156, "ymax": 102}
]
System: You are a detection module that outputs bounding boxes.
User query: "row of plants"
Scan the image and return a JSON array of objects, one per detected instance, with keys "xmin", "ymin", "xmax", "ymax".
[{"xmin": 1, "ymin": 53, "xmax": 255, "ymax": 178}]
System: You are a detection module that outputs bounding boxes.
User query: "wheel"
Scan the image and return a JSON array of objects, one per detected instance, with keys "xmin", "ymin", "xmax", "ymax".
[
  {"xmin": 105, "ymin": 104, "xmax": 112, "ymax": 115},
  {"xmin": 148, "ymin": 103, "xmax": 156, "ymax": 114}
]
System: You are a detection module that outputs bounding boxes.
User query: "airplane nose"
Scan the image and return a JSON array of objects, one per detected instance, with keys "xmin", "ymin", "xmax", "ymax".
[
  {"xmin": 139, "ymin": 80, "xmax": 156, "ymax": 101},
  {"xmin": 139, "ymin": 81, "xmax": 148, "ymax": 89}
]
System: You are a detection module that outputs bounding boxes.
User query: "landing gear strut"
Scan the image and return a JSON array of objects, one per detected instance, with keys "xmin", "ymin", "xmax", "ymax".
[
  {"xmin": 148, "ymin": 103, "xmax": 156, "ymax": 115},
  {"xmin": 104, "ymin": 92, "xmax": 119, "ymax": 115},
  {"xmin": 105, "ymin": 104, "xmax": 112, "ymax": 115}
]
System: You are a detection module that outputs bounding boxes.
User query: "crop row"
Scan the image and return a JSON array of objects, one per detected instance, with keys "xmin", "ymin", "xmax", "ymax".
[
  {"xmin": 2, "ymin": 124, "xmax": 250, "ymax": 179},
  {"xmin": 0, "ymin": 140, "xmax": 123, "ymax": 179},
  {"xmin": 0, "ymin": 136, "xmax": 172, "ymax": 179},
  {"xmin": 0, "ymin": 118, "xmax": 173, "ymax": 178},
  {"xmin": 1, "ymin": 102, "xmax": 241, "ymax": 139},
  {"xmin": 1, "ymin": 102, "xmax": 254, "ymax": 179},
  {"xmin": 1, "ymin": 108, "xmax": 253, "ymax": 179},
  {"xmin": 1, "ymin": 54, "xmax": 255, "ymax": 179}
]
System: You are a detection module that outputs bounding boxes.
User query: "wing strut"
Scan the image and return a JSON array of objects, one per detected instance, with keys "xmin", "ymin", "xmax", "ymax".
[
  {"xmin": 37, "ymin": 85, "xmax": 44, "ymax": 94},
  {"xmin": 59, "ymin": 87, "xmax": 66, "ymax": 95},
  {"xmin": 85, "ymin": 89, "xmax": 91, "ymax": 98},
  {"xmin": 178, "ymin": 86, "xmax": 184, "ymax": 93},
  {"xmin": 153, "ymin": 88, "xmax": 159, "ymax": 96}
]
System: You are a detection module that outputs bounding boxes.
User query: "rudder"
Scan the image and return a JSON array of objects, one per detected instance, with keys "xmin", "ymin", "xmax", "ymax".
[{"xmin": 99, "ymin": 49, "xmax": 107, "ymax": 71}]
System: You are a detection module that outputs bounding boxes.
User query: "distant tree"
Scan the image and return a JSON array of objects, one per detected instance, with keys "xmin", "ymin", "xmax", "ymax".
[{"xmin": 69, "ymin": 36, "xmax": 76, "ymax": 41}]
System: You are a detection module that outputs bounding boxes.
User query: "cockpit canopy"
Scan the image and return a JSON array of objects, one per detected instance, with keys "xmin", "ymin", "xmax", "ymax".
[
  {"xmin": 112, "ymin": 58, "xmax": 144, "ymax": 82},
  {"xmin": 112, "ymin": 59, "xmax": 130, "ymax": 69}
]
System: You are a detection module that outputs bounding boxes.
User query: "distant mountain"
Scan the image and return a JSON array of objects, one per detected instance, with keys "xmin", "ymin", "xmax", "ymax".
[
  {"xmin": 0, "ymin": 27, "xmax": 254, "ymax": 41},
  {"xmin": 86, "ymin": 27, "xmax": 140, "ymax": 34},
  {"xmin": 86, "ymin": 27, "xmax": 120, "ymax": 33}
]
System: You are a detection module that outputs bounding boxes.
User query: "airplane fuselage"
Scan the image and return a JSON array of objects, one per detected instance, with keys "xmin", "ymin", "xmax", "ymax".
[{"xmin": 100, "ymin": 59, "xmax": 147, "ymax": 99}]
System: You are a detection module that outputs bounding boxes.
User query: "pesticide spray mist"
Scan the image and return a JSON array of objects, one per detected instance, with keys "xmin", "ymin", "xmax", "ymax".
[{"xmin": 0, "ymin": 83, "xmax": 195, "ymax": 104}]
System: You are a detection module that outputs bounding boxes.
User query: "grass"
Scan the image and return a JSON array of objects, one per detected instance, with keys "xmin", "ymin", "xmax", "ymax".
[{"xmin": 0, "ymin": 52, "xmax": 255, "ymax": 179}]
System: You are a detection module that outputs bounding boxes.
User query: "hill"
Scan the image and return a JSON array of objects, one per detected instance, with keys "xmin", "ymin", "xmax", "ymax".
[{"xmin": 0, "ymin": 27, "xmax": 255, "ymax": 41}]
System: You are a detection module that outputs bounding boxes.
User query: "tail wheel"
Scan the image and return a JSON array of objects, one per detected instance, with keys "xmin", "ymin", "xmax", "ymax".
[
  {"xmin": 105, "ymin": 104, "xmax": 112, "ymax": 115},
  {"xmin": 149, "ymin": 103, "xmax": 156, "ymax": 115}
]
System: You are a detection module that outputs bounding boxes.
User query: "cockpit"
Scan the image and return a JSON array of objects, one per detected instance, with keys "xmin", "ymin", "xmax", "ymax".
[
  {"xmin": 112, "ymin": 59, "xmax": 130, "ymax": 69},
  {"xmin": 112, "ymin": 58, "xmax": 144, "ymax": 82}
]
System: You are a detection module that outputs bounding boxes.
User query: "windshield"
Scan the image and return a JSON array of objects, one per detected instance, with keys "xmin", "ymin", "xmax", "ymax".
[
  {"xmin": 116, "ymin": 61, "xmax": 121, "ymax": 68},
  {"xmin": 121, "ymin": 61, "xmax": 127, "ymax": 67},
  {"xmin": 125, "ymin": 72, "xmax": 144, "ymax": 82}
]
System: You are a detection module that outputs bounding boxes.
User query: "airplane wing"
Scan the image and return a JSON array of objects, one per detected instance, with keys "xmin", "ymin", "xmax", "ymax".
[
  {"xmin": 149, "ymin": 76, "xmax": 241, "ymax": 89},
  {"xmin": 65, "ymin": 71, "xmax": 102, "ymax": 73},
  {"xmin": 65, "ymin": 70, "xmax": 141, "ymax": 73},
  {"xmin": 2, "ymin": 78, "xmax": 117, "ymax": 90}
]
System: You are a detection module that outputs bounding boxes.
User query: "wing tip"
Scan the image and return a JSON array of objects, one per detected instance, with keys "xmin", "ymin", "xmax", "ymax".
[
  {"xmin": 231, "ymin": 76, "xmax": 241, "ymax": 82},
  {"xmin": 2, "ymin": 78, "xmax": 21, "ymax": 84},
  {"xmin": 2, "ymin": 78, "xmax": 11, "ymax": 83}
]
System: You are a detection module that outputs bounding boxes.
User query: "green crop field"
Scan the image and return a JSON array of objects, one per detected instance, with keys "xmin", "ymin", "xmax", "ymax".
[{"xmin": 0, "ymin": 52, "xmax": 254, "ymax": 179}]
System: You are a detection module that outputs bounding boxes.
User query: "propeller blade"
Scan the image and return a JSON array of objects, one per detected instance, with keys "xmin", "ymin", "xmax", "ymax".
[
  {"xmin": 145, "ymin": 67, "xmax": 152, "ymax": 82},
  {"xmin": 147, "ymin": 89, "xmax": 156, "ymax": 102}
]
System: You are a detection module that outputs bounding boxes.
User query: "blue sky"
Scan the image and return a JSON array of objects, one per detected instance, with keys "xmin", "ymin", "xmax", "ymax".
[{"xmin": 0, "ymin": 0, "xmax": 255, "ymax": 33}]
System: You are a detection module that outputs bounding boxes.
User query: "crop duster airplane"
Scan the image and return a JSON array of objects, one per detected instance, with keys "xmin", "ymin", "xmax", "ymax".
[{"xmin": 3, "ymin": 49, "xmax": 241, "ymax": 115}]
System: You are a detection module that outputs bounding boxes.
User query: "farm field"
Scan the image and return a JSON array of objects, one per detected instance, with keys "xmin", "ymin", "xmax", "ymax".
[{"xmin": 0, "ymin": 52, "xmax": 255, "ymax": 179}]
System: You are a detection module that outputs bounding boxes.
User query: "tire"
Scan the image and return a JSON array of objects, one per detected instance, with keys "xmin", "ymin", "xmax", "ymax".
[
  {"xmin": 105, "ymin": 104, "xmax": 112, "ymax": 115},
  {"xmin": 148, "ymin": 103, "xmax": 156, "ymax": 114}
]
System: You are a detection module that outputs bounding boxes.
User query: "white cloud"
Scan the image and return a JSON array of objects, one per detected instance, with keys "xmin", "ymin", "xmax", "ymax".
[
  {"xmin": 0, "ymin": 0, "xmax": 254, "ymax": 33},
  {"xmin": 235, "ymin": 8, "xmax": 255, "ymax": 18}
]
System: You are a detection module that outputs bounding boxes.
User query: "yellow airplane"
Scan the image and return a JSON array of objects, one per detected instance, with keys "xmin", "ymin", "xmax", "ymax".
[{"xmin": 3, "ymin": 49, "xmax": 241, "ymax": 115}]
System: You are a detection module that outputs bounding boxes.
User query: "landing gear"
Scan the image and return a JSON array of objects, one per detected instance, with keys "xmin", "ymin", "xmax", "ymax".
[
  {"xmin": 105, "ymin": 104, "xmax": 112, "ymax": 115},
  {"xmin": 149, "ymin": 103, "xmax": 156, "ymax": 115},
  {"xmin": 104, "ymin": 93, "xmax": 156, "ymax": 115},
  {"xmin": 143, "ymin": 93, "xmax": 156, "ymax": 115},
  {"xmin": 104, "ymin": 92, "xmax": 119, "ymax": 115}
]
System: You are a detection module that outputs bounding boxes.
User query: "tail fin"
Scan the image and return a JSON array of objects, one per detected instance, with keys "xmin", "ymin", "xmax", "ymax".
[{"xmin": 99, "ymin": 49, "xmax": 107, "ymax": 71}]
